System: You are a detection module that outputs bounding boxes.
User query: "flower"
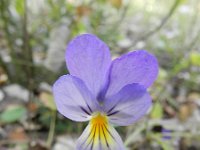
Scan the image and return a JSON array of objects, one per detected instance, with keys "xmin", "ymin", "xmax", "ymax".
[{"xmin": 53, "ymin": 34, "xmax": 158, "ymax": 150}]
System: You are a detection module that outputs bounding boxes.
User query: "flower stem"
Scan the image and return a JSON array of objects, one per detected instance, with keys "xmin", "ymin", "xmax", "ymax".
[{"xmin": 47, "ymin": 110, "xmax": 56, "ymax": 148}]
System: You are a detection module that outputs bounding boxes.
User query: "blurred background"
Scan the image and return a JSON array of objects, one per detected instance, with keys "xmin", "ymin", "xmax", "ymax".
[{"xmin": 0, "ymin": 0, "xmax": 200, "ymax": 149}]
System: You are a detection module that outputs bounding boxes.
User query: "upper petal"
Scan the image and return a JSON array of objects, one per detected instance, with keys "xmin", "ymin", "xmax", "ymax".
[
  {"xmin": 103, "ymin": 83, "xmax": 151, "ymax": 126},
  {"xmin": 66, "ymin": 34, "xmax": 111, "ymax": 98},
  {"xmin": 106, "ymin": 50, "xmax": 158, "ymax": 98},
  {"xmin": 52, "ymin": 75, "xmax": 99, "ymax": 122}
]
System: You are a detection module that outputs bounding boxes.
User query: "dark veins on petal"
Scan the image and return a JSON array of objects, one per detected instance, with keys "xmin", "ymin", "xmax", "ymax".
[{"xmin": 80, "ymin": 106, "xmax": 91, "ymax": 116}]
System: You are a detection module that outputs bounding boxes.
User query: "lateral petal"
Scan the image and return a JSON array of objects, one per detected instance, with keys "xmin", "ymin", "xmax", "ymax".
[
  {"xmin": 53, "ymin": 75, "xmax": 99, "ymax": 122},
  {"xmin": 106, "ymin": 50, "xmax": 158, "ymax": 98},
  {"xmin": 104, "ymin": 83, "xmax": 151, "ymax": 126}
]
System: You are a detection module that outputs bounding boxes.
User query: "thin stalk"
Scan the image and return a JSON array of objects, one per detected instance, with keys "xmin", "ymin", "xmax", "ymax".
[
  {"xmin": 128, "ymin": 0, "xmax": 181, "ymax": 49},
  {"xmin": 47, "ymin": 111, "xmax": 56, "ymax": 148},
  {"xmin": 22, "ymin": 0, "xmax": 35, "ymax": 104}
]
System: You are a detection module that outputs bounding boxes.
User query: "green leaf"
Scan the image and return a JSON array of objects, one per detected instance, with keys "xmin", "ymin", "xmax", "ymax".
[
  {"xmin": 179, "ymin": 0, "xmax": 187, "ymax": 5},
  {"xmin": 190, "ymin": 52, "xmax": 200, "ymax": 66},
  {"xmin": 0, "ymin": 105, "xmax": 26, "ymax": 124},
  {"xmin": 150, "ymin": 102, "xmax": 163, "ymax": 119},
  {"xmin": 15, "ymin": 0, "xmax": 24, "ymax": 16}
]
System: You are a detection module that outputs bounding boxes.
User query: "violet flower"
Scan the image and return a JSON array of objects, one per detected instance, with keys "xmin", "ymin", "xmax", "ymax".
[{"xmin": 53, "ymin": 34, "xmax": 158, "ymax": 150}]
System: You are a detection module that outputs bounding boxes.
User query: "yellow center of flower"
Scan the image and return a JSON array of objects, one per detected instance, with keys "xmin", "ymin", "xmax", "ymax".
[
  {"xmin": 91, "ymin": 112, "xmax": 108, "ymax": 125},
  {"xmin": 86, "ymin": 112, "xmax": 113, "ymax": 148}
]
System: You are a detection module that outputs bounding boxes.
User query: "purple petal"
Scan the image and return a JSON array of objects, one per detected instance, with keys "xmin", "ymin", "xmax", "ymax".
[
  {"xmin": 106, "ymin": 50, "xmax": 158, "ymax": 98},
  {"xmin": 103, "ymin": 83, "xmax": 151, "ymax": 126},
  {"xmin": 66, "ymin": 34, "xmax": 111, "ymax": 98},
  {"xmin": 52, "ymin": 75, "xmax": 99, "ymax": 122},
  {"xmin": 76, "ymin": 123, "xmax": 125, "ymax": 150}
]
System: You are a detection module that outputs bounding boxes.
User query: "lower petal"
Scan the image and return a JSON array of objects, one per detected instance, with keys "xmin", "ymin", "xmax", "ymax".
[{"xmin": 76, "ymin": 113, "xmax": 125, "ymax": 150}]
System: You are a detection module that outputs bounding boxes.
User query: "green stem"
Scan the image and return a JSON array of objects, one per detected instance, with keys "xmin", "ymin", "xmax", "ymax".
[{"xmin": 47, "ymin": 111, "xmax": 56, "ymax": 148}]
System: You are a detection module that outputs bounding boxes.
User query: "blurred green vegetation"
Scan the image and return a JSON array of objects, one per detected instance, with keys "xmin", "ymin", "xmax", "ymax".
[{"xmin": 0, "ymin": 0, "xmax": 200, "ymax": 150}]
